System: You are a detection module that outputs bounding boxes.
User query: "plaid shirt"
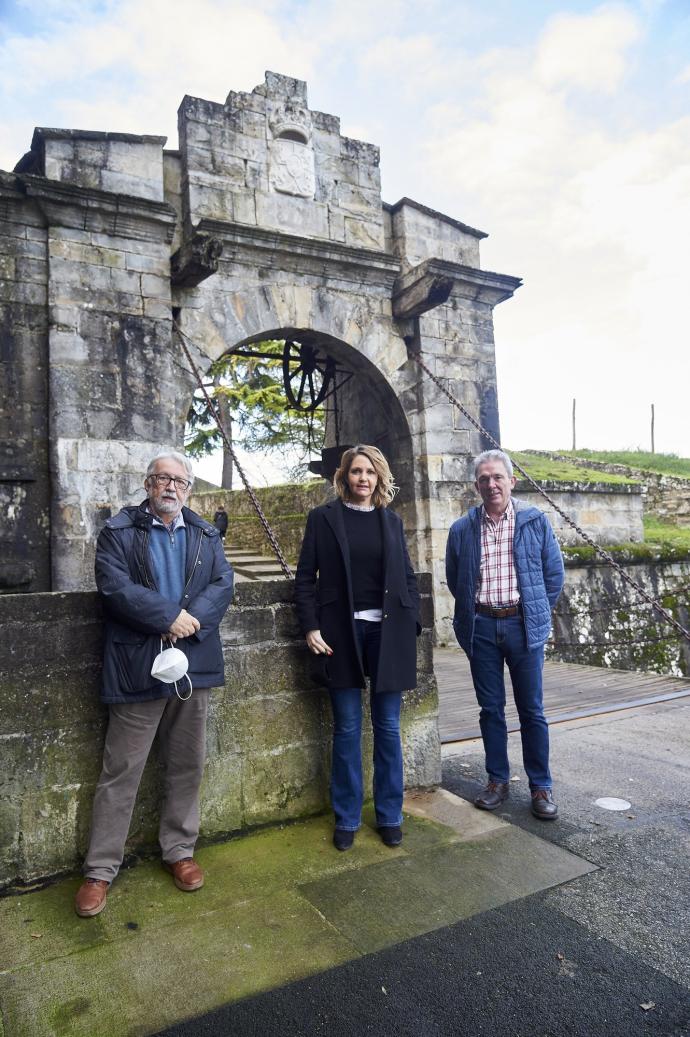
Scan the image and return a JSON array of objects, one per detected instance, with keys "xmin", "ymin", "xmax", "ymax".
[{"xmin": 476, "ymin": 499, "xmax": 520, "ymax": 606}]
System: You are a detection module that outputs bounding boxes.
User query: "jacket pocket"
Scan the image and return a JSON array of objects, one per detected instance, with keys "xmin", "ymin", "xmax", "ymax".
[
  {"xmin": 113, "ymin": 634, "xmax": 158, "ymax": 694},
  {"xmin": 319, "ymin": 588, "xmax": 339, "ymax": 606},
  {"xmin": 399, "ymin": 592, "xmax": 414, "ymax": 607}
]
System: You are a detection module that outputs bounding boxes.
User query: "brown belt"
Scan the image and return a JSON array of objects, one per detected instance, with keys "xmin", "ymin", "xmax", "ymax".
[{"xmin": 475, "ymin": 603, "xmax": 521, "ymax": 618}]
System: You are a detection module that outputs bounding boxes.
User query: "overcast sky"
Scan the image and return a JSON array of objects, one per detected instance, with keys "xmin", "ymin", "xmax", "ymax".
[{"xmin": 2, "ymin": 0, "xmax": 689, "ymax": 470}]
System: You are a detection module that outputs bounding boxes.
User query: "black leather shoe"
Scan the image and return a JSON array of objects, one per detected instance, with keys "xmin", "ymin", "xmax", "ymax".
[
  {"xmin": 474, "ymin": 781, "xmax": 510, "ymax": 811},
  {"xmin": 333, "ymin": 829, "xmax": 355, "ymax": 851},
  {"xmin": 531, "ymin": 789, "xmax": 558, "ymax": 820},
  {"xmin": 378, "ymin": 825, "xmax": 403, "ymax": 847}
]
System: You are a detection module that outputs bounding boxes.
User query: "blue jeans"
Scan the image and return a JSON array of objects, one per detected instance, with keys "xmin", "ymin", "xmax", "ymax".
[
  {"xmin": 469, "ymin": 613, "xmax": 551, "ymax": 790},
  {"xmin": 328, "ymin": 620, "xmax": 404, "ymax": 831}
]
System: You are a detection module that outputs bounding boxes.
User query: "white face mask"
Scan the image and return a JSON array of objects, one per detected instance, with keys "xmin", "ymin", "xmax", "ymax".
[
  {"xmin": 151, "ymin": 646, "xmax": 189, "ymax": 682},
  {"xmin": 151, "ymin": 641, "xmax": 193, "ymax": 700}
]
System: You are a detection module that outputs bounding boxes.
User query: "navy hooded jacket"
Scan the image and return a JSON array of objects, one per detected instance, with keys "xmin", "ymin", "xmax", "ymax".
[{"xmin": 95, "ymin": 502, "xmax": 234, "ymax": 704}]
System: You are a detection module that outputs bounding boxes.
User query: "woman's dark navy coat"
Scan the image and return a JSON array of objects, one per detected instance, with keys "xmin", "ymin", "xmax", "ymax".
[
  {"xmin": 294, "ymin": 500, "xmax": 420, "ymax": 693},
  {"xmin": 95, "ymin": 502, "xmax": 234, "ymax": 704}
]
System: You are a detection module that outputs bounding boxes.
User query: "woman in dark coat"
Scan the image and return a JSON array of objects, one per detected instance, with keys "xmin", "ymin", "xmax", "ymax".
[{"xmin": 294, "ymin": 444, "xmax": 420, "ymax": 851}]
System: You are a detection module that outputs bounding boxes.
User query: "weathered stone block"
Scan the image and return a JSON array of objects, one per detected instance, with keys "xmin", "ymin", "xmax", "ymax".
[
  {"xmin": 343, "ymin": 216, "xmax": 385, "ymax": 250},
  {"xmin": 256, "ymin": 193, "xmax": 329, "ymax": 239},
  {"xmin": 241, "ymin": 745, "xmax": 328, "ymax": 827}
]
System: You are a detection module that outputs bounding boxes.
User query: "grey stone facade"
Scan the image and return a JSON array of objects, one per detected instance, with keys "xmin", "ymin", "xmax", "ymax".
[{"xmin": 0, "ymin": 71, "xmax": 520, "ymax": 612}]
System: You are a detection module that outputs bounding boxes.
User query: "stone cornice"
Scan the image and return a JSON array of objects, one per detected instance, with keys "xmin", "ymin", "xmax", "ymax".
[
  {"xmin": 385, "ymin": 197, "xmax": 488, "ymax": 240},
  {"xmin": 396, "ymin": 257, "xmax": 522, "ymax": 309},
  {"xmin": 194, "ymin": 218, "xmax": 401, "ymax": 289},
  {"xmin": 32, "ymin": 127, "xmax": 168, "ymax": 147},
  {"xmin": 18, "ymin": 174, "xmax": 177, "ymax": 243}
]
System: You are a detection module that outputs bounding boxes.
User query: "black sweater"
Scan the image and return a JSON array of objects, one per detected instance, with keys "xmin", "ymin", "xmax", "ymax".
[{"xmin": 342, "ymin": 505, "xmax": 383, "ymax": 611}]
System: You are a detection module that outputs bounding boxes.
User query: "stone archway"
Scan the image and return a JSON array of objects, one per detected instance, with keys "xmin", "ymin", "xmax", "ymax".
[{"xmin": 183, "ymin": 325, "xmax": 415, "ymax": 509}]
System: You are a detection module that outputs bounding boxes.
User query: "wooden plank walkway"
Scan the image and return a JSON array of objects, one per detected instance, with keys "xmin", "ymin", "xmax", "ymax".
[{"xmin": 435, "ymin": 647, "xmax": 690, "ymax": 743}]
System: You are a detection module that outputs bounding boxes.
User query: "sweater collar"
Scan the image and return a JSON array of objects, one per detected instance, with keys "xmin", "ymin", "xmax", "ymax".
[{"xmin": 146, "ymin": 505, "xmax": 186, "ymax": 531}]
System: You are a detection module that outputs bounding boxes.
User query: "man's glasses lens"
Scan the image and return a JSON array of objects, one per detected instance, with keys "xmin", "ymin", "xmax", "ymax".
[{"xmin": 151, "ymin": 474, "xmax": 191, "ymax": 490}]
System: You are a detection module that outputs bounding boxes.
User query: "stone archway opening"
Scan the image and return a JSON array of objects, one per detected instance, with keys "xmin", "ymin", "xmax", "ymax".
[{"xmin": 185, "ymin": 326, "xmax": 415, "ymax": 509}]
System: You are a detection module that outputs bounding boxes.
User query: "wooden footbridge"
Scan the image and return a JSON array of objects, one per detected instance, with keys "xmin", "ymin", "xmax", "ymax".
[{"xmin": 435, "ymin": 647, "xmax": 690, "ymax": 743}]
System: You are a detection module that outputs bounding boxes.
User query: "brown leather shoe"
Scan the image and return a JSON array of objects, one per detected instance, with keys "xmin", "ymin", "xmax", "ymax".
[
  {"xmin": 75, "ymin": 878, "xmax": 109, "ymax": 917},
  {"xmin": 163, "ymin": 857, "xmax": 204, "ymax": 891},
  {"xmin": 531, "ymin": 789, "xmax": 558, "ymax": 820},
  {"xmin": 474, "ymin": 781, "xmax": 510, "ymax": 811}
]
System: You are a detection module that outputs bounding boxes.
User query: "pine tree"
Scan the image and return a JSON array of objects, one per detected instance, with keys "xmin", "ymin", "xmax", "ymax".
[{"xmin": 184, "ymin": 341, "xmax": 325, "ymax": 487}]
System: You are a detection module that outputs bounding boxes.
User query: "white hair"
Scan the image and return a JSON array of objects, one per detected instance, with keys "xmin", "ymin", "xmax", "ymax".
[
  {"xmin": 146, "ymin": 450, "xmax": 194, "ymax": 486},
  {"xmin": 473, "ymin": 449, "xmax": 513, "ymax": 479}
]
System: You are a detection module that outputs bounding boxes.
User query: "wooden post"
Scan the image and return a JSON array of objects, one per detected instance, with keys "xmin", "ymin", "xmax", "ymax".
[
  {"xmin": 651, "ymin": 403, "xmax": 655, "ymax": 455},
  {"xmin": 572, "ymin": 398, "xmax": 576, "ymax": 452}
]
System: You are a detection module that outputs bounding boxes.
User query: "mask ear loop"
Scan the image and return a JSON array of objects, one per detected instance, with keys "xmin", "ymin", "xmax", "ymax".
[
  {"xmin": 173, "ymin": 671, "xmax": 191, "ymax": 705},
  {"xmin": 158, "ymin": 636, "xmax": 193, "ymax": 700},
  {"xmin": 174, "ymin": 673, "xmax": 193, "ymax": 701}
]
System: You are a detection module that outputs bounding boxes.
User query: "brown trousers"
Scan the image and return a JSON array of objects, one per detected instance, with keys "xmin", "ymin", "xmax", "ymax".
[{"xmin": 83, "ymin": 690, "xmax": 209, "ymax": 883}]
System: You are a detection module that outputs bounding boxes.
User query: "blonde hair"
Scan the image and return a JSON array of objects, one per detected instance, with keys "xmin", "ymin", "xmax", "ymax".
[{"xmin": 333, "ymin": 445, "xmax": 397, "ymax": 508}]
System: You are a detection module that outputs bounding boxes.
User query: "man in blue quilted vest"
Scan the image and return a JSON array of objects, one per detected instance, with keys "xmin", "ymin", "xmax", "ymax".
[{"xmin": 445, "ymin": 449, "xmax": 564, "ymax": 819}]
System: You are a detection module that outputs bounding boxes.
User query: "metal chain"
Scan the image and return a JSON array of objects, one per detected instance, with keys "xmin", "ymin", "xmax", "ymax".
[
  {"xmin": 174, "ymin": 323, "xmax": 293, "ymax": 578},
  {"xmin": 410, "ymin": 351, "xmax": 690, "ymax": 643}
]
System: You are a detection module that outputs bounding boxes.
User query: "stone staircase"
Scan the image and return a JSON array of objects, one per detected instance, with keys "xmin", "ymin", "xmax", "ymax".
[{"xmin": 224, "ymin": 545, "xmax": 290, "ymax": 582}]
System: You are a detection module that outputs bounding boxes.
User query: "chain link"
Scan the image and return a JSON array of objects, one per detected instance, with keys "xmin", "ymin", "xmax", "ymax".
[
  {"xmin": 175, "ymin": 323, "xmax": 293, "ymax": 579},
  {"xmin": 410, "ymin": 351, "xmax": 690, "ymax": 644}
]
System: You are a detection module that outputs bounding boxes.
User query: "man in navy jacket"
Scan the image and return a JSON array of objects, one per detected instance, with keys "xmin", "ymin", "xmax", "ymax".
[
  {"xmin": 446, "ymin": 449, "xmax": 564, "ymax": 819},
  {"xmin": 75, "ymin": 451, "xmax": 234, "ymax": 918}
]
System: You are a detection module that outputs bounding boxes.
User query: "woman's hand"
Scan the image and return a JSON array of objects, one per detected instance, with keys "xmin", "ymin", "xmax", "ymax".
[{"xmin": 306, "ymin": 630, "xmax": 333, "ymax": 655}]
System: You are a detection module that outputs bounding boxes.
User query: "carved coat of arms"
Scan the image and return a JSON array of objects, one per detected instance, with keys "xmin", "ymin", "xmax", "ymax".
[{"xmin": 269, "ymin": 139, "xmax": 316, "ymax": 199}]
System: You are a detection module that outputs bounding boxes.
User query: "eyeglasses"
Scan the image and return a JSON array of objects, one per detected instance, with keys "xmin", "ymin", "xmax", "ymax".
[{"xmin": 148, "ymin": 473, "xmax": 192, "ymax": 491}]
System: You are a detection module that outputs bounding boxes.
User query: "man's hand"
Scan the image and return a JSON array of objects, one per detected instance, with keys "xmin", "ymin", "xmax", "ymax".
[
  {"xmin": 306, "ymin": 629, "xmax": 333, "ymax": 655},
  {"xmin": 167, "ymin": 609, "xmax": 201, "ymax": 642}
]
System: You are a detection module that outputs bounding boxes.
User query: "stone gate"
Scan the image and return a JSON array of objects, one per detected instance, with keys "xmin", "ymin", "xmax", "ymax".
[{"xmin": 0, "ymin": 71, "xmax": 521, "ymax": 633}]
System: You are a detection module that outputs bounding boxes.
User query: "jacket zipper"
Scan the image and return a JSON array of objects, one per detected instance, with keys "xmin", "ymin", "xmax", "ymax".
[
  {"xmin": 183, "ymin": 529, "xmax": 203, "ymax": 598},
  {"xmin": 140, "ymin": 530, "xmax": 156, "ymax": 589}
]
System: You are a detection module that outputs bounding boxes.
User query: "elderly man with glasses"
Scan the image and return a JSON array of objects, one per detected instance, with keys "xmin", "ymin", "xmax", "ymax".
[{"xmin": 74, "ymin": 450, "xmax": 234, "ymax": 918}]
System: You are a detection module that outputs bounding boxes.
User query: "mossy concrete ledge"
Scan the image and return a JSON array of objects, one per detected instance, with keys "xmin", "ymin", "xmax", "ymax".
[{"xmin": 0, "ymin": 575, "xmax": 440, "ymax": 889}]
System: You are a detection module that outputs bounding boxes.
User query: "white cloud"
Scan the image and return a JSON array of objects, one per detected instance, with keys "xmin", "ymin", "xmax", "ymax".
[{"xmin": 535, "ymin": 5, "xmax": 641, "ymax": 93}]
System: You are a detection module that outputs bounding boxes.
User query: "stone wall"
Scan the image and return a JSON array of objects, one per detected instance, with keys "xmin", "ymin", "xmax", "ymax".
[
  {"xmin": 0, "ymin": 576, "xmax": 439, "ymax": 888},
  {"xmin": 522, "ymin": 451, "xmax": 690, "ymax": 527},
  {"xmin": 190, "ymin": 480, "xmax": 332, "ymax": 561},
  {"xmin": 550, "ymin": 555, "xmax": 690, "ymax": 677},
  {"xmin": 643, "ymin": 476, "xmax": 690, "ymax": 526},
  {"xmin": 517, "ymin": 481, "xmax": 643, "ymax": 546},
  {"xmin": 0, "ymin": 172, "xmax": 51, "ymax": 593}
]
